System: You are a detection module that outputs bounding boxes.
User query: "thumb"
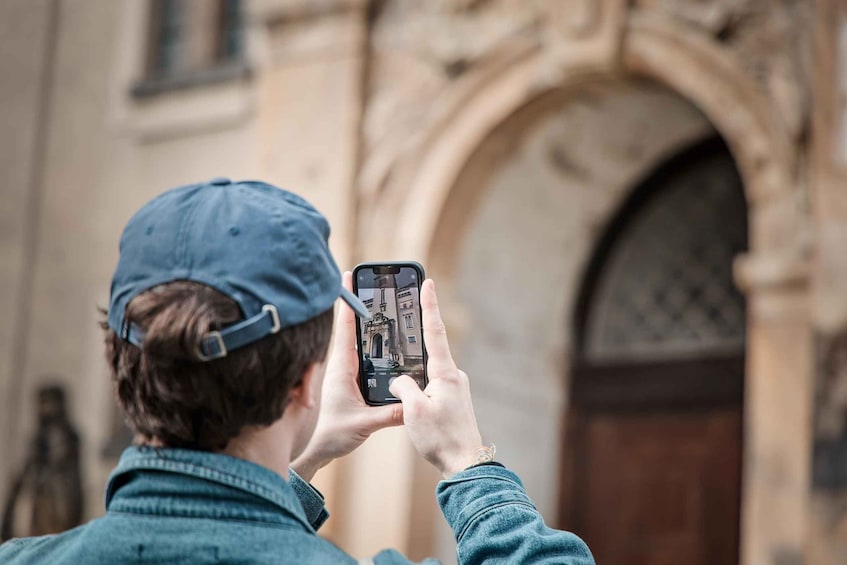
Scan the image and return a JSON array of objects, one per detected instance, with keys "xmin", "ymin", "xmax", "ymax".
[{"xmin": 389, "ymin": 375, "xmax": 426, "ymax": 410}]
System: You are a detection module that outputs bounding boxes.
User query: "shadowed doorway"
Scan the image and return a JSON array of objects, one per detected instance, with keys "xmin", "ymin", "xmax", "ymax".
[
  {"xmin": 561, "ymin": 137, "xmax": 748, "ymax": 565},
  {"xmin": 371, "ymin": 334, "xmax": 384, "ymax": 358}
]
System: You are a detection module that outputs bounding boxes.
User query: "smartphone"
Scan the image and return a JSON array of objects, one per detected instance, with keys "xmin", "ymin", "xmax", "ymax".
[{"xmin": 353, "ymin": 262, "xmax": 428, "ymax": 405}]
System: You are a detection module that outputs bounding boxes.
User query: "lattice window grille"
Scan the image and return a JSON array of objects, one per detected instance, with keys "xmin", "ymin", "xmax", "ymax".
[{"xmin": 585, "ymin": 150, "xmax": 747, "ymax": 362}]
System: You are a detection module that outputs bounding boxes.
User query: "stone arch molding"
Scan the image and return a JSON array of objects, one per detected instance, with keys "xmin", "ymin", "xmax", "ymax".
[{"xmin": 378, "ymin": 10, "xmax": 797, "ymax": 265}]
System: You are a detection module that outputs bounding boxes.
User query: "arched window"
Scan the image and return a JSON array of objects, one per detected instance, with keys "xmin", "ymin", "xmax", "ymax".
[
  {"xmin": 582, "ymin": 141, "xmax": 747, "ymax": 362},
  {"xmin": 572, "ymin": 137, "xmax": 747, "ymax": 409}
]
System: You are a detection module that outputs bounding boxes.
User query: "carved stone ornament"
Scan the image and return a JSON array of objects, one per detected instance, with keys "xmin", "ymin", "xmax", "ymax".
[
  {"xmin": 548, "ymin": 0, "xmax": 601, "ymax": 39},
  {"xmin": 635, "ymin": 0, "xmax": 812, "ymax": 139}
]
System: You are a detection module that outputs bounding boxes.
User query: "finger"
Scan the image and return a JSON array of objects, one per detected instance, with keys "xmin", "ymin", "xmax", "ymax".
[
  {"xmin": 363, "ymin": 403, "xmax": 404, "ymax": 431},
  {"xmin": 389, "ymin": 375, "xmax": 427, "ymax": 412},
  {"xmin": 419, "ymin": 279, "xmax": 457, "ymax": 376},
  {"xmin": 331, "ymin": 271, "xmax": 358, "ymax": 356}
]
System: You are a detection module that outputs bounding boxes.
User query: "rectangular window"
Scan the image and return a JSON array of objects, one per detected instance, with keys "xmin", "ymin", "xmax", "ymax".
[
  {"xmin": 404, "ymin": 314, "xmax": 414, "ymax": 329},
  {"xmin": 135, "ymin": 0, "xmax": 247, "ymax": 96},
  {"xmin": 151, "ymin": 0, "xmax": 187, "ymax": 77},
  {"xmin": 407, "ymin": 335, "xmax": 417, "ymax": 344},
  {"xmin": 217, "ymin": 0, "xmax": 244, "ymax": 62}
]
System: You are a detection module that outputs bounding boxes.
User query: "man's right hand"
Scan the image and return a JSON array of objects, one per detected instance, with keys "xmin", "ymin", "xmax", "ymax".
[
  {"xmin": 291, "ymin": 272, "xmax": 403, "ymax": 482},
  {"xmin": 389, "ymin": 279, "xmax": 484, "ymax": 478}
]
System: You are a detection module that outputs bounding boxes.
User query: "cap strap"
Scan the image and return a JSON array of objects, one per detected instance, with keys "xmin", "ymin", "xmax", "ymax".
[
  {"xmin": 124, "ymin": 304, "xmax": 282, "ymax": 362},
  {"xmin": 197, "ymin": 304, "xmax": 281, "ymax": 361}
]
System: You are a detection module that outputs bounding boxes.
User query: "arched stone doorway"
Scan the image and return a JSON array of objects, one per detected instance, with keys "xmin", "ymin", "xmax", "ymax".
[
  {"xmin": 419, "ymin": 78, "xmax": 724, "ymax": 562},
  {"xmin": 563, "ymin": 137, "xmax": 747, "ymax": 564},
  {"xmin": 359, "ymin": 12, "xmax": 810, "ymax": 564}
]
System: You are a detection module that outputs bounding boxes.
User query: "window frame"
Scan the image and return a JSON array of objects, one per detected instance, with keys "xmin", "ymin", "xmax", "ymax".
[{"xmin": 132, "ymin": 0, "xmax": 249, "ymax": 98}]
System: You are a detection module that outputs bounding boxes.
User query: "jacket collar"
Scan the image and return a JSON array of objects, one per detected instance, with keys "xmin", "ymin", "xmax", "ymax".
[{"xmin": 105, "ymin": 446, "xmax": 314, "ymax": 532}]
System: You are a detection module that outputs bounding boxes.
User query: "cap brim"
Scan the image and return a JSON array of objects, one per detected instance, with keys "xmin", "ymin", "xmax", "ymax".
[{"xmin": 340, "ymin": 286, "xmax": 372, "ymax": 320}]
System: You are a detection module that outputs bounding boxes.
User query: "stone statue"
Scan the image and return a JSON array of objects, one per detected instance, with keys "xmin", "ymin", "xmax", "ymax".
[{"xmin": 1, "ymin": 384, "xmax": 83, "ymax": 541}]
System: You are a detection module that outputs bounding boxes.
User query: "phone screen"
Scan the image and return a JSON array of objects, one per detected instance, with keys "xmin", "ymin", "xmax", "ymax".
[{"xmin": 354, "ymin": 263, "xmax": 427, "ymax": 405}]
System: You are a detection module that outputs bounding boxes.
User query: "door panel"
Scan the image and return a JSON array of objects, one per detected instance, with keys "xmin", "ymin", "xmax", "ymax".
[{"xmin": 577, "ymin": 409, "xmax": 742, "ymax": 565}]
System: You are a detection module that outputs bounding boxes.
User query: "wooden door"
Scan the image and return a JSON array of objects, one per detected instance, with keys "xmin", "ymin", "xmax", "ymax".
[
  {"xmin": 562, "ymin": 138, "xmax": 748, "ymax": 565},
  {"xmin": 577, "ymin": 408, "xmax": 741, "ymax": 565},
  {"xmin": 564, "ymin": 357, "xmax": 744, "ymax": 565}
]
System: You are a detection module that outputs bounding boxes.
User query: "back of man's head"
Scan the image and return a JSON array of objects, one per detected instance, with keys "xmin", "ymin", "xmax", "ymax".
[
  {"xmin": 103, "ymin": 179, "xmax": 368, "ymax": 451},
  {"xmin": 103, "ymin": 281, "xmax": 333, "ymax": 451}
]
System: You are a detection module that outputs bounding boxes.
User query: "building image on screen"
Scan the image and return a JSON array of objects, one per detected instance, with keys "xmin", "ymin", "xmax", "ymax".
[{"xmin": 357, "ymin": 268, "xmax": 425, "ymax": 401}]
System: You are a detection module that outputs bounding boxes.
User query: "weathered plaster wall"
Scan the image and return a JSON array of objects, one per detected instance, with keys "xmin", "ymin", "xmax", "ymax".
[{"xmin": 0, "ymin": 0, "xmax": 54, "ymax": 506}]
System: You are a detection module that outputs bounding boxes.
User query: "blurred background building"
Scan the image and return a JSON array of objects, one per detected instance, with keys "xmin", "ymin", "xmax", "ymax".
[{"xmin": 0, "ymin": 0, "xmax": 845, "ymax": 563}]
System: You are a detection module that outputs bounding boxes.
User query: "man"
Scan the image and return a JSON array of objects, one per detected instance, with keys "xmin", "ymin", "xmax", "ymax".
[
  {"xmin": 363, "ymin": 352, "xmax": 376, "ymax": 380},
  {"xmin": 0, "ymin": 179, "xmax": 593, "ymax": 564}
]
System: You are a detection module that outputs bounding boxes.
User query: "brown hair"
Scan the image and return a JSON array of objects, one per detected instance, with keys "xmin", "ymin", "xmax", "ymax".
[{"xmin": 102, "ymin": 282, "xmax": 333, "ymax": 451}]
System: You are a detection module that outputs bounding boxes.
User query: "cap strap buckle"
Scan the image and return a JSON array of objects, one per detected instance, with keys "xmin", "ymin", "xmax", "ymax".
[
  {"xmin": 196, "ymin": 304, "xmax": 281, "ymax": 361},
  {"xmin": 263, "ymin": 304, "xmax": 281, "ymax": 334},
  {"xmin": 197, "ymin": 331, "xmax": 227, "ymax": 361}
]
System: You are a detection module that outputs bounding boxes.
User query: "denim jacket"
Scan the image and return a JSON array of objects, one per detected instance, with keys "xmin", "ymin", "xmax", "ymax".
[{"xmin": 0, "ymin": 447, "xmax": 593, "ymax": 564}]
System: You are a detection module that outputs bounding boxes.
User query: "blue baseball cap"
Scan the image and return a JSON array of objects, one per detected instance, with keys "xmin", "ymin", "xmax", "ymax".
[{"xmin": 108, "ymin": 177, "xmax": 369, "ymax": 361}]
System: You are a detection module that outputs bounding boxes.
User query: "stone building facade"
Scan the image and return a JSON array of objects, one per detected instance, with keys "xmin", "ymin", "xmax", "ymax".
[
  {"xmin": 1, "ymin": 0, "xmax": 846, "ymax": 563},
  {"xmin": 361, "ymin": 274, "xmax": 423, "ymax": 366}
]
